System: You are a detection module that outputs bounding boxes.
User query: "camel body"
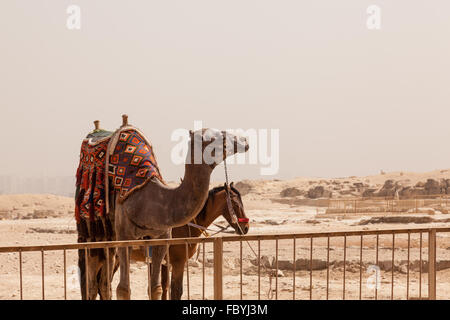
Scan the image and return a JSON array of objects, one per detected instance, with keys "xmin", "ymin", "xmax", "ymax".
[
  {"xmin": 128, "ymin": 184, "xmax": 249, "ymax": 299},
  {"xmin": 113, "ymin": 128, "xmax": 249, "ymax": 299},
  {"xmin": 76, "ymin": 123, "xmax": 249, "ymax": 300}
]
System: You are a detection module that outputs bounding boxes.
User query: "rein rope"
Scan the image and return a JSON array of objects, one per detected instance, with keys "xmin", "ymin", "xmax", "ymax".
[
  {"xmin": 223, "ymin": 132, "xmax": 274, "ymax": 299},
  {"xmin": 187, "ymin": 220, "xmax": 231, "ymax": 238},
  {"xmin": 182, "ymin": 132, "xmax": 275, "ymax": 299}
]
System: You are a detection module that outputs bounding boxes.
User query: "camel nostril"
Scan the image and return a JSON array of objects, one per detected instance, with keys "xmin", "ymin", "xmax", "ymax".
[{"xmin": 237, "ymin": 223, "xmax": 249, "ymax": 235}]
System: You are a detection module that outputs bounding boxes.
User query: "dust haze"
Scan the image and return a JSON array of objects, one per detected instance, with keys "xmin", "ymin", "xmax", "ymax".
[{"xmin": 1, "ymin": 1, "xmax": 450, "ymax": 183}]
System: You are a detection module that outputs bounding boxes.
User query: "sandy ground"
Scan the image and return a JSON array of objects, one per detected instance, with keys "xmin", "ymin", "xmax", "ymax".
[
  {"xmin": 0, "ymin": 207, "xmax": 449, "ymax": 300},
  {"xmin": 1, "ymin": 169, "xmax": 450, "ymax": 300}
]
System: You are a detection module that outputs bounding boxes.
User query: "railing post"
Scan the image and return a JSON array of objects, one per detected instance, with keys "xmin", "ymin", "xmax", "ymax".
[
  {"xmin": 214, "ymin": 237, "xmax": 223, "ymax": 300},
  {"xmin": 428, "ymin": 229, "xmax": 436, "ymax": 300}
]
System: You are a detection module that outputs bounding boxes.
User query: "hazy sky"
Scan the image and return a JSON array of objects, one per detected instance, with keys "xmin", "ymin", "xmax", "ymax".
[{"xmin": 1, "ymin": 1, "xmax": 449, "ymax": 182}]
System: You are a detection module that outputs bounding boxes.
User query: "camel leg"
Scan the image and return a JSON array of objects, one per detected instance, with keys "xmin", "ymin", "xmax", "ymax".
[
  {"xmin": 116, "ymin": 246, "xmax": 131, "ymax": 300},
  {"xmin": 98, "ymin": 248, "xmax": 116, "ymax": 300},
  {"xmin": 98, "ymin": 267, "xmax": 110, "ymax": 300},
  {"xmin": 115, "ymin": 229, "xmax": 132, "ymax": 299},
  {"xmin": 170, "ymin": 260, "xmax": 185, "ymax": 300},
  {"xmin": 150, "ymin": 245, "xmax": 166, "ymax": 300},
  {"xmin": 149, "ymin": 231, "xmax": 170, "ymax": 300},
  {"xmin": 161, "ymin": 264, "xmax": 169, "ymax": 300},
  {"xmin": 87, "ymin": 254, "xmax": 101, "ymax": 300},
  {"xmin": 78, "ymin": 249, "xmax": 102, "ymax": 300},
  {"xmin": 78, "ymin": 249, "xmax": 87, "ymax": 300},
  {"xmin": 115, "ymin": 203, "xmax": 135, "ymax": 300}
]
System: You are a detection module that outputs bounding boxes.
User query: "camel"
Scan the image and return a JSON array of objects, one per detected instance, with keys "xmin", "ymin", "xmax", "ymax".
[
  {"xmin": 127, "ymin": 182, "xmax": 249, "ymax": 300},
  {"xmin": 112, "ymin": 128, "xmax": 249, "ymax": 300}
]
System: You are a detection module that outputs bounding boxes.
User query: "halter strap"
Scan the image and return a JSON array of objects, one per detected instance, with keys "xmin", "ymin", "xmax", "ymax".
[{"xmin": 222, "ymin": 130, "xmax": 246, "ymax": 232}]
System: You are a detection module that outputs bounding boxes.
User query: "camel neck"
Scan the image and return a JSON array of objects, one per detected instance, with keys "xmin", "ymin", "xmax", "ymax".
[
  {"xmin": 167, "ymin": 163, "xmax": 212, "ymax": 227},
  {"xmin": 122, "ymin": 162, "xmax": 213, "ymax": 232}
]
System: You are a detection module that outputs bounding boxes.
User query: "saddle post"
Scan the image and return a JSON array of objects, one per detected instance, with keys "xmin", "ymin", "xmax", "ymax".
[{"xmin": 121, "ymin": 114, "xmax": 129, "ymax": 127}]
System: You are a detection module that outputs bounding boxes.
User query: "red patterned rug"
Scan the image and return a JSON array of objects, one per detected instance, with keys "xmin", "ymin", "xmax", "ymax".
[
  {"xmin": 108, "ymin": 129, "xmax": 163, "ymax": 203},
  {"xmin": 75, "ymin": 127, "xmax": 163, "ymax": 227}
]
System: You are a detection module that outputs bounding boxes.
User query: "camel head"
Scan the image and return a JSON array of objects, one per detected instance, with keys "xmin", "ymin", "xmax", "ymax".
[{"xmin": 188, "ymin": 128, "xmax": 249, "ymax": 168}]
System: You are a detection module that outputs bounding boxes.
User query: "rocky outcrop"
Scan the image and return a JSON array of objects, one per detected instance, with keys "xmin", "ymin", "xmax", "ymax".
[
  {"xmin": 26, "ymin": 227, "xmax": 76, "ymax": 234},
  {"xmin": 307, "ymin": 186, "xmax": 332, "ymax": 199},
  {"xmin": 233, "ymin": 180, "xmax": 253, "ymax": 196},
  {"xmin": 424, "ymin": 179, "xmax": 442, "ymax": 195},
  {"xmin": 376, "ymin": 180, "xmax": 401, "ymax": 197},
  {"xmin": 362, "ymin": 188, "xmax": 377, "ymax": 197},
  {"xmin": 249, "ymin": 256, "xmax": 450, "ymax": 273},
  {"xmin": 271, "ymin": 177, "xmax": 450, "ymax": 204},
  {"xmin": 280, "ymin": 187, "xmax": 303, "ymax": 197},
  {"xmin": 267, "ymin": 176, "xmax": 450, "ymax": 207},
  {"xmin": 371, "ymin": 178, "xmax": 450, "ymax": 199},
  {"xmin": 357, "ymin": 216, "xmax": 435, "ymax": 225},
  {"xmin": 399, "ymin": 186, "xmax": 425, "ymax": 198},
  {"xmin": 250, "ymin": 256, "xmax": 327, "ymax": 271}
]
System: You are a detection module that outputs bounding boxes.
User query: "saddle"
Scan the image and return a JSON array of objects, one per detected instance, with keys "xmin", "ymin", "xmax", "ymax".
[{"xmin": 75, "ymin": 123, "xmax": 164, "ymax": 240}]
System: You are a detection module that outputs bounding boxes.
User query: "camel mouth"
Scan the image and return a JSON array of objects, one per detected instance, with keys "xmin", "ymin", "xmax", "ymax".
[
  {"xmin": 235, "ymin": 222, "xmax": 249, "ymax": 235},
  {"xmin": 233, "ymin": 135, "xmax": 249, "ymax": 154}
]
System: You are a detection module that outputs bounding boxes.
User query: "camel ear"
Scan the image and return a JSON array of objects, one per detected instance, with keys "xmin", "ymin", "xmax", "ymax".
[
  {"xmin": 230, "ymin": 182, "xmax": 234, "ymax": 187},
  {"xmin": 189, "ymin": 130, "xmax": 193, "ymax": 135}
]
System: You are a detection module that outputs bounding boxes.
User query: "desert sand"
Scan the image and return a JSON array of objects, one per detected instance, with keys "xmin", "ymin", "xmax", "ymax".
[{"xmin": 1, "ymin": 169, "xmax": 450, "ymax": 300}]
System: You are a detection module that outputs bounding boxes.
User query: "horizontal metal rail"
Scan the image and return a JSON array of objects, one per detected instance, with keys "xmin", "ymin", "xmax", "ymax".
[
  {"xmin": 1, "ymin": 226, "xmax": 449, "ymax": 253},
  {"xmin": 220, "ymin": 227, "xmax": 450, "ymax": 242}
]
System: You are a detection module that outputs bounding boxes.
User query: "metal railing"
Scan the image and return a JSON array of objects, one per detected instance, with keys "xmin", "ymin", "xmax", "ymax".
[{"xmin": 0, "ymin": 227, "xmax": 449, "ymax": 300}]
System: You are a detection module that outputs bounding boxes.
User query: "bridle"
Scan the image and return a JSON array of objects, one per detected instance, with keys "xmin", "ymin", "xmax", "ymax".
[
  {"xmin": 188, "ymin": 131, "xmax": 249, "ymax": 236},
  {"xmin": 222, "ymin": 133, "xmax": 275, "ymax": 299},
  {"xmin": 222, "ymin": 131, "xmax": 249, "ymax": 232},
  {"xmin": 190, "ymin": 131, "xmax": 274, "ymax": 299}
]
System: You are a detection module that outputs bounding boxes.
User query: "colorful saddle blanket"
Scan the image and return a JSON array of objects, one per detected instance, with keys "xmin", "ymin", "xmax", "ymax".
[
  {"xmin": 108, "ymin": 129, "xmax": 163, "ymax": 202},
  {"xmin": 75, "ymin": 127, "xmax": 163, "ymax": 223}
]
